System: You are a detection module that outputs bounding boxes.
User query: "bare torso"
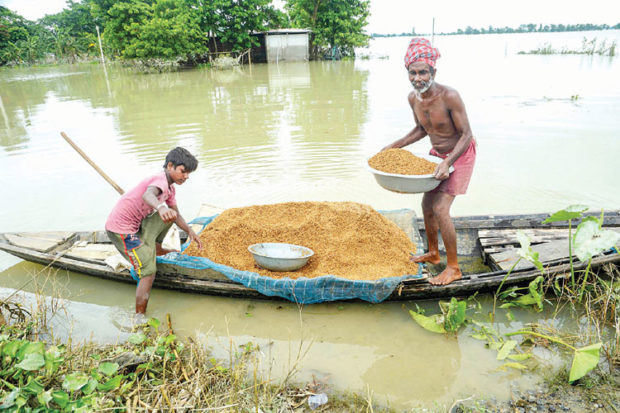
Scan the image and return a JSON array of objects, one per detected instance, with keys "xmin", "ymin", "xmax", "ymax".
[{"xmin": 410, "ymin": 83, "xmax": 462, "ymax": 154}]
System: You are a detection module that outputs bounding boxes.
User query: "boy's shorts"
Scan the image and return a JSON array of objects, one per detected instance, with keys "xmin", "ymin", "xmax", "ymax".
[{"xmin": 107, "ymin": 212, "xmax": 172, "ymax": 279}]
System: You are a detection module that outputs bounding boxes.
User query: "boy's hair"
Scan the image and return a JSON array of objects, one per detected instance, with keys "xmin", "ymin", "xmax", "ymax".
[{"xmin": 164, "ymin": 147, "xmax": 198, "ymax": 172}]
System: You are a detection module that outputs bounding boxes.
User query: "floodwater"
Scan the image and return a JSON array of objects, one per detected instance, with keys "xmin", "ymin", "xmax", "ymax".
[{"xmin": 1, "ymin": 31, "xmax": 619, "ymax": 409}]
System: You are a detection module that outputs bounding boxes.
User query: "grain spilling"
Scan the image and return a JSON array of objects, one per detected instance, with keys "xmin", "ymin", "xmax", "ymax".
[
  {"xmin": 183, "ymin": 201, "xmax": 419, "ymax": 280},
  {"xmin": 368, "ymin": 149, "xmax": 437, "ymax": 175}
]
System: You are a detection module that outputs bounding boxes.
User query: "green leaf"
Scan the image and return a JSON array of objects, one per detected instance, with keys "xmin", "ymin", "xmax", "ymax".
[
  {"xmin": 528, "ymin": 276, "xmax": 544, "ymax": 311},
  {"xmin": 147, "ymin": 318, "xmax": 161, "ymax": 330},
  {"xmin": 15, "ymin": 353, "xmax": 45, "ymax": 371},
  {"xmin": 488, "ymin": 342, "xmax": 502, "ymax": 351},
  {"xmin": 569, "ymin": 343, "xmax": 602, "ymax": 382},
  {"xmin": 23, "ymin": 378, "xmax": 45, "ymax": 394},
  {"xmin": 44, "ymin": 346, "xmax": 64, "ymax": 374},
  {"xmin": 82, "ymin": 378, "xmax": 98, "ymax": 395},
  {"xmin": 164, "ymin": 334, "xmax": 176, "ymax": 345},
  {"xmin": 408, "ymin": 310, "xmax": 446, "ymax": 334},
  {"xmin": 62, "ymin": 373, "xmax": 90, "ymax": 392},
  {"xmin": 542, "ymin": 205, "xmax": 588, "ymax": 223},
  {"xmin": 52, "ymin": 391, "xmax": 69, "ymax": 408},
  {"xmin": 37, "ymin": 390, "xmax": 53, "ymax": 407},
  {"xmin": 98, "ymin": 362, "xmax": 119, "ymax": 376},
  {"xmin": 498, "ymin": 362, "xmax": 528, "ymax": 371},
  {"xmin": 0, "ymin": 388, "xmax": 18, "ymax": 409},
  {"xmin": 508, "ymin": 353, "xmax": 532, "ymax": 361},
  {"xmin": 513, "ymin": 294, "xmax": 537, "ymax": 306},
  {"xmin": 129, "ymin": 333, "xmax": 147, "ymax": 345},
  {"xmin": 516, "ymin": 231, "xmax": 544, "ymax": 272},
  {"xmin": 2, "ymin": 340, "xmax": 24, "ymax": 357},
  {"xmin": 16, "ymin": 353, "xmax": 45, "ymax": 371},
  {"xmin": 445, "ymin": 298, "xmax": 467, "ymax": 331},
  {"xmin": 16, "ymin": 341, "xmax": 44, "ymax": 360},
  {"xmin": 573, "ymin": 219, "xmax": 620, "ymax": 262},
  {"xmin": 497, "ymin": 340, "xmax": 518, "ymax": 360},
  {"xmin": 97, "ymin": 375, "xmax": 123, "ymax": 391}
]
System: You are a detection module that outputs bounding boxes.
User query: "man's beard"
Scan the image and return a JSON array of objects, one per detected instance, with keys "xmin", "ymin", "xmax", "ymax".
[{"xmin": 412, "ymin": 78, "xmax": 433, "ymax": 94}]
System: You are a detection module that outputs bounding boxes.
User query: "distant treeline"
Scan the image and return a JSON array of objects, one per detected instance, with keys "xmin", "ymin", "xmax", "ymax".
[
  {"xmin": 372, "ymin": 22, "xmax": 620, "ymax": 38},
  {"xmin": 0, "ymin": 0, "xmax": 370, "ymax": 67}
]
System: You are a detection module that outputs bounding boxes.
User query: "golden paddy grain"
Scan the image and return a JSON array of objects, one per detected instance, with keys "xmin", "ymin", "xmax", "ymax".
[
  {"xmin": 368, "ymin": 148, "xmax": 437, "ymax": 175},
  {"xmin": 183, "ymin": 201, "xmax": 419, "ymax": 280}
]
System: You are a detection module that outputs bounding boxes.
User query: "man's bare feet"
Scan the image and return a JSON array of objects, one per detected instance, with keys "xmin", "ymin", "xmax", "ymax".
[
  {"xmin": 429, "ymin": 266, "xmax": 462, "ymax": 285},
  {"xmin": 410, "ymin": 251, "xmax": 441, "ymax": 265}
]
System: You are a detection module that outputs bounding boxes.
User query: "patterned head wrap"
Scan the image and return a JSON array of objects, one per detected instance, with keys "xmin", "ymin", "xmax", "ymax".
[{"xmin": 404, "ymin": 37, "xmax": 441, "ymax": 69}]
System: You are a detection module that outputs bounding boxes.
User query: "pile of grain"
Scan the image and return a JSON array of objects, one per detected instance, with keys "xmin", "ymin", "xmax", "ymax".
[
  {"xmin": 368, "ymin": 149, "xmax": 436, "ymax": 175},
  {"xmin": 183, "ymin": 201, "xmax": 419, "ymax": 280}
]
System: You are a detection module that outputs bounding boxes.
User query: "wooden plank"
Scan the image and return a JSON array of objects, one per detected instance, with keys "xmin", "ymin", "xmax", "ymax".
[
  {"xmin": 418, "ymin": 210, "xmax": 620, "ymax": 231},
  {"xmin": 479, "ymin": 228, "xmax": 569, "ymax": 247},
  {"xmin": 489, "ymin": 238, "xmax": 574, "ymax": 271},
  {"xmin": 18, "ymin": 231, "xmax": 75, "ymax": 242},
  {"xmin": 66, "ymin": 243, "xmax": 119, "ymax": 260},
  {"xmin": 5, "ymin": 233, "xmax": 75, "ymax": 253}
]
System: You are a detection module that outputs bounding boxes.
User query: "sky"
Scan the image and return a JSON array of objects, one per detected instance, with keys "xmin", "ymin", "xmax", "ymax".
[{"xmin": 1, "ymin": 0, "xmax": 619, "ymax": 34}]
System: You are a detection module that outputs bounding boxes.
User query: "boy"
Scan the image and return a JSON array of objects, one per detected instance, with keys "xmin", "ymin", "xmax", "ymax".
[{"xmin": 106, "ymin": 147, "xmax": 202, "ymax": 314}]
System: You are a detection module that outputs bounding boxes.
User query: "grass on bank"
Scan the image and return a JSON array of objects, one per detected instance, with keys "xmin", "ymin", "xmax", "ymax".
[
  {"xmin": 519, "ymin": 36, "xmax": 617, "ymax": 56},
  {"xmin": 0, "ymin": 291, "xmax": 392, "ymax": 412}
]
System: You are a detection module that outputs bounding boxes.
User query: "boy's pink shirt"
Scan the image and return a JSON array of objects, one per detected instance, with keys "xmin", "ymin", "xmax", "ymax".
[{"xmin": 105, "ymin": 171, "xmax": 176, "ymax": 234}]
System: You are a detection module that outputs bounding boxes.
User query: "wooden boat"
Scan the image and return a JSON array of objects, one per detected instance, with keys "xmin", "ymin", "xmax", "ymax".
[{"xmin": 1, "ymin": 207, "xmax": 618, "ymax": 302}]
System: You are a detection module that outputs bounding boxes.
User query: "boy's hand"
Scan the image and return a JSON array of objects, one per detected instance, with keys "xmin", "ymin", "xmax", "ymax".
[
  {"xmin": 158, "ymin": 205, "xmax": 178, "ymax": 223},
  {"xmin": 187, "ymin": 230, "xmax": 202, "ymax": 249}
]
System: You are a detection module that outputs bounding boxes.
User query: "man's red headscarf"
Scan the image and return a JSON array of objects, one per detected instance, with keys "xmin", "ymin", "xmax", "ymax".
[{"xmin": 404, "ymin": 37, "xmax": 441, "ymax": 69}]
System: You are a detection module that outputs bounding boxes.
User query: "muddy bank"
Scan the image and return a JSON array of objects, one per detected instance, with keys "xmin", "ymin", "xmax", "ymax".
[{"xmin": 454, "ymin": 377, "xmax": 619, "ymax": 412}]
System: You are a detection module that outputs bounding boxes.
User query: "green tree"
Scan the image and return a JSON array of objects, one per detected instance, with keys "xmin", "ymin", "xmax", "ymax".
[
  {"xmin": 39, "ymin": 0, "xmax": 98, "ymax": 60},
  {"xmin": 104, "ymin": 0, "xmax": 207, "ymax": 60},
  {"xmin": 0, "ymin": 6, "xmax": 31, "ymax": 64},
  {"xmin": 215, "ymin": 0, "xmax": 278, "ymax": 52},
  {"xmin": 286, "ymin": 0, "xmax": 370, "ymax": 58}
]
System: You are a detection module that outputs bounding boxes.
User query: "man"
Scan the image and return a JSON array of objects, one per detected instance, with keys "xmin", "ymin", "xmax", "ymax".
[{"xmin": 384, "ymin": 37, "xmax": 476, "ymax": 286}]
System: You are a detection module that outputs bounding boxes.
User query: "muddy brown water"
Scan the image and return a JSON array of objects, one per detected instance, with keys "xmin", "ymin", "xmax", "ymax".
[{"xmin": 1, "ymin": 31, "xmax": 619, "ymax": 409}]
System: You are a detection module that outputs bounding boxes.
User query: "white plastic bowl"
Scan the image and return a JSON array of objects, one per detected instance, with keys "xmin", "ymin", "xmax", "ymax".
[
  {"xmin": 248, "ymin": 243, "xmax": 314, "ymax": 272},
  {"xmin": 367, "ymin": 152, "xmax": 454, "ymax": 194}
]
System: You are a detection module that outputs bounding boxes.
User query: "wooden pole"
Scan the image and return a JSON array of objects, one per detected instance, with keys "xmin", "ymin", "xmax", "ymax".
[
  {"xmin": 60, "ymin": 131, "xmax": 125, "ymax": 195},
  {"xmin": 96, "ymin": 25, "xmax": 106, "ymax": 65}
]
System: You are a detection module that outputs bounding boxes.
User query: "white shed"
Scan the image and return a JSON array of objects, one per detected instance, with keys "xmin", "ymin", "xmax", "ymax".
[{"xmin": 263, "ymin": 29, "xmax": 311, "ymax": 63}]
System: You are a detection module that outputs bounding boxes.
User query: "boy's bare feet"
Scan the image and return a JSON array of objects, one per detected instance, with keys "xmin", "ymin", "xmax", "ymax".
[
  {"xmin": 410, "ymin": 251, "xmax": 441, "ymax": 265},
  {"xmin": 429, "ymin": 266, "xmax": 462, "ymax": 285}
]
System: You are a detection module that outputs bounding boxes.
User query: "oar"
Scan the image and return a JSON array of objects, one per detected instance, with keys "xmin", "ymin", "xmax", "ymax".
[{"xmin": 60, "ymin": 131, "xmax": 125, "ymax": 195}]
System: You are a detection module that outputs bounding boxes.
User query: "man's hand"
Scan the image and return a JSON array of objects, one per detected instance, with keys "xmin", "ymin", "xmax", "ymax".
[
  {"xmin": 187, "ymin": 229, "xmax": 202, "ymax": 249},
  {"xmin": 381, "ymin": 142, "xmax": 399, "ymax": 151},
  {"xmin": 434, "ymin": 160, "xmax": 451, "ymax": 180},
  {"xmin": 158, "ymin": 205, "xmax": 178, "ymax": 223}
]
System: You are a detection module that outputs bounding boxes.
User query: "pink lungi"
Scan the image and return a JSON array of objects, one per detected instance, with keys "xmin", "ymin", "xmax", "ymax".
[{"xmin": 429, "ymin": 139, "xmax": 476, "ymax": 196}]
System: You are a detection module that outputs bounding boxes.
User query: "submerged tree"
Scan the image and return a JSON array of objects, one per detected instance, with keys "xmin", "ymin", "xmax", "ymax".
[{"xmin": 285, "ymin": 0, "xmax": 370, "ymax": 58}]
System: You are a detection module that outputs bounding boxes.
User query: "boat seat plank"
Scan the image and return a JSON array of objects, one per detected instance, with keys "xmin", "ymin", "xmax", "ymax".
[
  {"xmin": 5, "ymin": 232, "xmax": 75, "ymax": 253},
  {"xmin": 488, "ymin": 238, "xmax": 574, "ymax": 271},
  {"xmin": 479, "ymin": 228, "xmax": 569, "ymax": 248},
  {"xmin": 66, "ymin": 243, "xmax": 120, "ymax": 261}
]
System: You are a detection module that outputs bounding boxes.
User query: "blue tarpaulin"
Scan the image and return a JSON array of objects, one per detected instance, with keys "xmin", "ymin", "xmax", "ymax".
[{"xmin": 157, "ymin": 215, "xmax": 424, "ymax": 304}]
